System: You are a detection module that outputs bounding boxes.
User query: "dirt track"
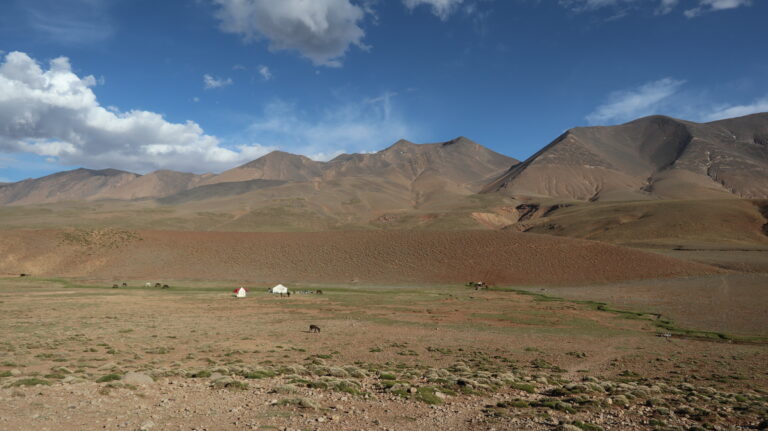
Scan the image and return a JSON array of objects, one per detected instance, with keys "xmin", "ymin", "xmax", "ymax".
[{"xmin": 0, "ymin": 229, "xmax": 719, "ymax": 285}]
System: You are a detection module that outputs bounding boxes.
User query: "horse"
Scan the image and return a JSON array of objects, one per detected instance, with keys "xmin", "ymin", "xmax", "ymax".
[
  {"xmin": 112, "ymin": 284, "xmax": 119, "ymax": 289},
  {"xmin": 309, "ymin": 324, "xmax": 321, "ymax": 333}
]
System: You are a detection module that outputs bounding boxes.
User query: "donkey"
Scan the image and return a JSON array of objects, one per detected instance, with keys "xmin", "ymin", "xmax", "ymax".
[{"xmin": 309, "ymin": 324, "xmax": 321, "ymax": 333}]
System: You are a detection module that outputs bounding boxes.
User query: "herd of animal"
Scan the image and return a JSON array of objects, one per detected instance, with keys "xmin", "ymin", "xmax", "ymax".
[
  {"xmin": 103, "ymin": 280, "xmax": 323, "ymax": 334},
  {"xmin": 111, "ymin": 282, "xmax": 169, "ymax": 289}
]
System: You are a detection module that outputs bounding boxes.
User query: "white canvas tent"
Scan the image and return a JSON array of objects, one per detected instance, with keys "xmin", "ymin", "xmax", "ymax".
[
  {"xmin": 270, "ymin": 284, "xmax": 288, "ymax": 294},
  {"xmin": 234, "ymin": 287, "xmax": 247, "ymax": 298}
]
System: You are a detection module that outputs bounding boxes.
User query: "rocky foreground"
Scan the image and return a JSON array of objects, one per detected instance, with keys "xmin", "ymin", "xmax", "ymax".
[{"xmin": 1, "ymin": 355, "xmax": 766, "ymax": 431}]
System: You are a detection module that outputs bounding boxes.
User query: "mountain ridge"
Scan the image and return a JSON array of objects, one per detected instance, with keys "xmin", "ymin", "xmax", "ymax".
[
  {"xmin": 0, "ymin": 136, "xmax": 518, "ymax": 206},
  {"xmin": 484, "ymin": 112, "xmax": 768, "ymax": 201}
]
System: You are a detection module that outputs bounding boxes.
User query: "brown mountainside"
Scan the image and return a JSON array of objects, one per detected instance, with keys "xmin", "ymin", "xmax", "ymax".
[
  {"xmin": 0, "ymin": 137, "xmax": 518, "ymax": 207},
  {"xmin": 0, "ymin": 168, "xmax": 139, "ymax": 205},
  {"xmin": 199, "ymin": 151, "xmax": 324, "ymax": 185},
  {"xmin": 485, "ymin": 113, "xmax": 768, "ymax": 201}
]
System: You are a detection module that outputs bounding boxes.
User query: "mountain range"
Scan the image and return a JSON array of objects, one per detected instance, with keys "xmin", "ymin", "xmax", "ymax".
[
  {"xmin": 486, "ymin": 113, "xmax": 768, "ymax": 201},
  {"xmin": 1, "ymin": 113, "xmax": 767, "ymax": 246},
  {"xmin": 0, "ymin": 136, "xmax": 517, "ymax": 206}
]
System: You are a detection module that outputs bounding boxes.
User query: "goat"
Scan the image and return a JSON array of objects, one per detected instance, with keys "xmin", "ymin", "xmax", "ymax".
[{"xmin": 309, "ymin": 324, "xmax": 321, "ymax": 333}]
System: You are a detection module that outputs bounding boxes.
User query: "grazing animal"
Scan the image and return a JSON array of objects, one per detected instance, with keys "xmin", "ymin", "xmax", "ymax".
[
  {"xmin": 309, "ymin": 324, "xmax": 321, "ymax": 333},
  {"xmin": 122, "ymin": 282, "xmax": 127, "ymax": 287},
  {"xmin": 112, "ymin": 284, "xmax": 119, "ymax": 289},
  {"xmin": 316, "ymin": 290, "xmax": 323, "ymax": 295},
  {"xmin": 19, "ymin": 273, "xmax": 29, "ymax": 277},
  {"xmin": 145, "ymin": 282, "xmax": 152, "ymax": 287},
  {"xmin": 162, "ymin": 284, "xmax": 170, "ymax": 289},
  {"xmin": 155, "ymin": 283, "xmax": 162, "ymax": 288}
]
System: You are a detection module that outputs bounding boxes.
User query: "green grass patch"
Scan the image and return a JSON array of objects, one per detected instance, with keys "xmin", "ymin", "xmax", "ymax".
[
  {"xmin": 414, "ymin": 386, "xmax": 443, "ymax": 405},
  {"xmin": 9, "ymin": 378, "xmax": 51, "ymax": 387},
  {"xmin": 96, "ymin": 373, "xmax": 121, "ymax": 383}
]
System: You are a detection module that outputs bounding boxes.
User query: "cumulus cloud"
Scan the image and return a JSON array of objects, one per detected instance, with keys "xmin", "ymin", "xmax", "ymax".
[
  {"xmin": 560, "ymin": 0, "xmax": 753, "ymax": 16},
  {"xmin": 684, "ymin": 0, "xmax": 752, "ymax": 17},
  {"xmin": 203, "ymin": 74, "xmax": 233, "ymax": 89},
  {"xmin": 402, "ymin": 0, "xmax": 464, "ymax": 20},
  {"xmin": 586, "ymin": 77, "xmax": 686, "ymax": 125},
  {"xmin": 245, "ymin": 93, "xmax": 416, "ymax": 161},
  {"xmin": 0, "ymin": 51, "xmax": 273, "ymax": 173},
  {"xmin": 258, "ymin": 65, "xmax": 272, "ymax": 81},
  {"xmin": 213, "ymin": 0, "xmax": 368, "ymax": 67},
  {"xmin": 701, "ymin": 97, "xmax": 768, "ymax": 122}
]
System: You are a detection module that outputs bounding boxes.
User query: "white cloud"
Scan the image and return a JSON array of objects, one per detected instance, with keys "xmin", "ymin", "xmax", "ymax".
[
  {"xmin": 203, "ymin": 74, "xmax": 233, "ymax": 89},
  {"xmin": 213, "ymin": 0, "xmax": 368, "ymax": 67},
  {"xmin": 258, "ymin": 65, "xmax": 272, "ymax": 81},
  {"xmin": 0, "ymin": 51, "xmax": 273, "ymax": 173},
  {"xmin": 701, "ymin": 97, "xmax": 768, "ymax": 122},
  {"xmin": 656, "ymin": 0, "xmax": 679, "ymax": 14},
  {"xmin": 245, "ymin": 93, "xmax": 417, "ymax": 160},
  {"xmin": 560, "ymin": 0, "xmax": 753, "ymax": 16},
  {"xmin": 23, "ymin": 0, "xmax": 114, "ymax": 45},
  {"xmin": 586, "ymin": 78, "xmax": 686, "ymax": 125},
  {"xmin": 684, "ymin": 0, "xmax": 752, "ymax": 17},
  {"xmin": 403, "ymin": 0, "xmax": 464, "ymax": 20}
]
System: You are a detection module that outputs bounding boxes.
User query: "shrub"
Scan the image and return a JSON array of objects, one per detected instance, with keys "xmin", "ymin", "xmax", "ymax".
[
  {"xmin": 96, "ymin": 374, "xmax": 121, "ymax": 383},
  {"xmin": 9, "ymin": 378, "xmax": 51, "ymax": 387},
  {"xmin": 415, "ymin": 387, "xmax": 443, "ymax": 405}
]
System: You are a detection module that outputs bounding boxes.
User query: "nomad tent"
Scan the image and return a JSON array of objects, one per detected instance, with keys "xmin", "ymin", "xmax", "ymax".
[
  {"xmin": 234, "ymin": 287, "xmax": 248, "ymax": 298},
  {"xmin": 270, "ymin": 284, "xmax": 288, "ymax": 295}
]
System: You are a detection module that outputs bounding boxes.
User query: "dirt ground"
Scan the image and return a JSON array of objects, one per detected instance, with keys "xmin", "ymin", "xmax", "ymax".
[
  {"xmin": 529, "ymin": 273, "xmax": 768, "ymax": 337},
  {"xmin": 0, "ymin": 277, "xmax": 766, "ymax": 431},
  {"xmin": 0, "ymin": 229, "xmax": 720, "ymax": 286}
]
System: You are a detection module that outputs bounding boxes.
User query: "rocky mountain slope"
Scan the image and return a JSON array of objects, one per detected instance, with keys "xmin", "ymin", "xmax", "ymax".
[
  {"xmin": 484, "ymin": 113, "xmax": 768, "ymax": 201},
  {"xmin": 0, "ymin": 137, "xmax": 517, "ymax": 207}
]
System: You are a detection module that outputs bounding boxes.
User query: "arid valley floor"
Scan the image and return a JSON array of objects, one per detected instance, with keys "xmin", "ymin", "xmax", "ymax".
[{"xmin": 0, "ymin": 261, "xmax": 767, "ymax": 430}]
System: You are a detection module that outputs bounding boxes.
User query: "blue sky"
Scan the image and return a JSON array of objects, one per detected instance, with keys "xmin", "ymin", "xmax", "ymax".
[{"xmin": 0, "ymin": 0, "xmax": 766, "ymax": 182}]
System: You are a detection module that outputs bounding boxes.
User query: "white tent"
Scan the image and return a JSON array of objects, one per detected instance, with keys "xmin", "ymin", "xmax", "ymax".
[
  {"xmin": 235, "ymin": 287, "xmax": 247, "ymax": 298},
  {"xmin": 270, "ymin": 284, "xmax": 288, "ymax": 294}
]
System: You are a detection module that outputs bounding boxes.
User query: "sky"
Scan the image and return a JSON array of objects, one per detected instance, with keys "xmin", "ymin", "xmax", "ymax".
[{"xmin": 0, "ymin": 0, "xmax": 766, "ymax": 182}]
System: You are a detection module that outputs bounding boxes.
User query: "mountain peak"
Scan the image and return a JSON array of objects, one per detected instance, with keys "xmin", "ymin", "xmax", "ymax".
[{"xmin": 442, "ymin": 136, "xmax": 475, "ymax": 147}]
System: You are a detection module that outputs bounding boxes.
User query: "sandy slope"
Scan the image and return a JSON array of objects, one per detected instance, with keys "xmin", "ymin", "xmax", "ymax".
[{"xmin": 0, "ymin": 229, "xmax": 719, "ymax": 285}]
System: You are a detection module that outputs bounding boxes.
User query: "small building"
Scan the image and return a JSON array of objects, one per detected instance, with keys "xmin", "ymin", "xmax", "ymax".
[
  {"xmin": 270, "ymin": 284, "xmax": 288, "ymax": 295},
  {"xmin": 234, "ymin": 287, "xmax": 248, "ymax": 298}
]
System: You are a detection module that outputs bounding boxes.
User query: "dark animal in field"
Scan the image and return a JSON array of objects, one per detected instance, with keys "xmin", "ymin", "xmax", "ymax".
[
  {"xmin": 162, "ymin": 284, "xmax": 170, "ymax": 289},
  {"xmin": 316, "ymin": 290, "xmax": 323, "ymax": 295},
  {"xmin": 309, "ymin": 324, "xmax": 321, "ymax": 333},
  {"xmin": 155, "ymin": 283, "xmax": 162, "ymax": 288},
  {"xmin": 121, "ymin": 282, "xmax": 127, "ymax": 287},
  {"xmin": 112, "ymin": 284, "xmax": 119, "ymax": 288},
  {"xmin": 19, "ymin": 273, "xmax": 29, "ymax": 277}
]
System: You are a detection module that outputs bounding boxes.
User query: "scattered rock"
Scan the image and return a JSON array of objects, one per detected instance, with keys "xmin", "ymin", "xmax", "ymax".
[{"xmin": 123, "ymin": 372, "xmax": 154, "ymax": 386}]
